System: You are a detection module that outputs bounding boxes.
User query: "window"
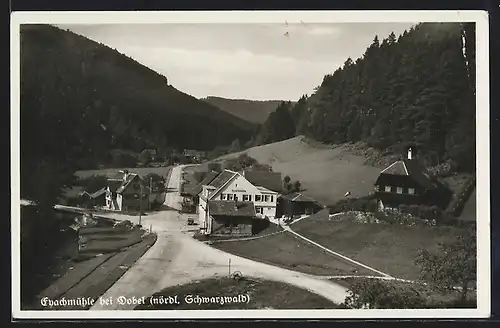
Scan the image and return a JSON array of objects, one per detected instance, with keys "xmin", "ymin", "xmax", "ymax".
[
  {"xmin": 243, "ymin": 194, "xmax": 251, "ymax": 201},
  {"xmin": 375, "ymin": 185, "xmax": 380, "ymax": 192},
  {"xmin": 384, "ymin": 186, "xmax": 391, "ymax": 192},
  {"xmin": 255, "ymin": 195, "xmax": 262, "ymax": 202},
  {"xmin": 227, "ymin": 194, "xmax": 234, "ymax": 201},
  {"xmin": 234, "ymin": 194, "xmax": 238, "ymax": 201},
  {"xmin": 221, "ymin": 194, "xmax": 226, "ymax": 200},
  {"xmin": 255, "ymin": 206, "xmax": 263, "ymax": 214},
  {"xmin": 270, "ymin": 196, "xmax": 274, "ymax": 202},
  {"xmin": 264, "ymin": 195, "xmax": 270, "ymax": 202},
  {"xmin": 408, "ymin": 188, "xmax": 415, "ymax": 195},
  {"xmin": 396, "ymin": 187, "xmax": 403, "ymax": 194}
]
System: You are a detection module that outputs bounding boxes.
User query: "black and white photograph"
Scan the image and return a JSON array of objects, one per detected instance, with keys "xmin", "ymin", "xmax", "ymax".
[{"xmin": 11, "ymin": 10, "xmax": 490, "ymax": 319}]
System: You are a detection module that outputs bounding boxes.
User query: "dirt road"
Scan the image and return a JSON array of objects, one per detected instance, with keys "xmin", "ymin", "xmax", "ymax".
[{"xmin": 90, "ymin": 165, "xmax": 349, "ymax": 310}]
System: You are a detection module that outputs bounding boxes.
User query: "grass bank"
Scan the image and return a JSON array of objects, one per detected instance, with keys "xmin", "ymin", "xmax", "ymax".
[
  {"xmin": 135, "ymin": 276, "xmax": 340, "ymax": 310},
  {"xmin": 291, "ymin": 213, "xmax": 468, "ymax": 280}
]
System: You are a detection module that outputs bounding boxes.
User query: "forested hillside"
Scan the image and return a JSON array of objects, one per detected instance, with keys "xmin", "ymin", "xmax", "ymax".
[
  {"xmin": 201, "ymin": 96, "xmax": 289, "ymax": 124},
  {"xmin": 20, "ymin": 24, "xmax": 254, "ymax": 205},
  {"xmin": 255, "ymin": 23, "xmax": 476, "ymax": 172}
]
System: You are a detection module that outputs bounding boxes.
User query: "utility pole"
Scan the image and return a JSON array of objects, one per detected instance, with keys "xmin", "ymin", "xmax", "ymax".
[
  {"xmin": 149, "ymin": 177, "xmax": 153, "ymax": 211},
  {"xmin": 139, "ymin": 184, "xmax": 143, "ymax": 226}
]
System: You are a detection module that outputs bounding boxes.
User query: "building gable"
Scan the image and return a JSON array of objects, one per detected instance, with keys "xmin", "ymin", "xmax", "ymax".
[
  {"xmin": 117, "ymin": 174, "xmax": 143, "ymax": 194},
  {"xmin": 210, "ymin": 173, "xmax": 264, "ymax": 201}
]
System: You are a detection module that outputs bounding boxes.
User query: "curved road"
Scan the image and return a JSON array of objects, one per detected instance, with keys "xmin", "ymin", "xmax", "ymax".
[{"xmin": 90, "ymin": 165, "xmax": 349, "ymax": 310}]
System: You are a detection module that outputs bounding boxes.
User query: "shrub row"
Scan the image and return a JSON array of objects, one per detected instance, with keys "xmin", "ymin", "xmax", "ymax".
[
  {"xmin": 446, "ymin": 177, "xmax": 476, "ymax": 217},
  {"xmin": 328, "ymin": 196, "xmax": 377, "ymax": 214}
]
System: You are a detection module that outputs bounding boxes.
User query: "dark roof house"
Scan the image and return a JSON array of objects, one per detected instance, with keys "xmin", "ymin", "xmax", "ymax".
[
  {"xmin": 278, "ymin": 192, "xmax": 323, "ymax": 217},
  {"xmin": 375, "ymin": 159, "xmax": 439, "ymax": 191},
  {"xmin": 374, "ymin": 148, "xmax": 450, "ymax": 209}
]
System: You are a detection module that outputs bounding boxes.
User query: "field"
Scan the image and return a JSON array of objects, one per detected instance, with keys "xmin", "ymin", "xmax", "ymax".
[
  {"xmin": 75, "ymin": 166, "xmax": 172, "ymax": 179},
  {"xmin": 291, "ymin": 213, "xmax": 467, "ymax": 280},
  {"xmin": 135, "ymin": 277, "xmax": 340, "ymax": 310},
  {"xmin": 212, "ymin": 229, "xmax": 377, "ymax": 277},
  {"xmin": 217, "ymin": 136, "xmax": 382, "ymax": 205}
]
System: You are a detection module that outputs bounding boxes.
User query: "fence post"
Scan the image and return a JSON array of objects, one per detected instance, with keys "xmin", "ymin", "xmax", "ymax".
[{"xmin": 228, "ymin": 258, "xmax": 231, "ymax": 277}]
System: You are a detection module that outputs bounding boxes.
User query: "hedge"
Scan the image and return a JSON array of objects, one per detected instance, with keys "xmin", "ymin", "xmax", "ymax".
[{"xmin": 446, "ymin": 177, "xmax": 476, "ymax": 217}]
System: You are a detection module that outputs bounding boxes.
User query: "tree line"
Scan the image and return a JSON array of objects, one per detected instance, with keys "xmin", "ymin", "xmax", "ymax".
[{"xmin": 253, "ymin": 23, "xmax": 476, "ymax": 173}]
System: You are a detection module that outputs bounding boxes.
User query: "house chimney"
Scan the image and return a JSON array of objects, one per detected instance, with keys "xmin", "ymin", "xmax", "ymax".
[
  {"xmin": 120, "ymin": 170, "xmax": 129, "ymax": 181},
  {"xmin": 407, "ymin": 147, "xmax": 412, "ymax": 160}
]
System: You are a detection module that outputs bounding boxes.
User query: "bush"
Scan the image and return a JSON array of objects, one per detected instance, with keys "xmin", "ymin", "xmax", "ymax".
[
  {"xmin": 343, "ymin": 279, "xmax": 426, "ymax": 309},
  {"xmin": 328, "ymin": 196, "xmax": 376, "ymax": 214},
  {"xmin": 446, "ymin": 177, "xmax": 476, "ymax": 217}
]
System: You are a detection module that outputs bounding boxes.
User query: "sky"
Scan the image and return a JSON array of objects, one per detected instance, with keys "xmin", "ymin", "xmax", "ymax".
[{"xmin": 57, "ymin": 23, "xmax": 416, "ymax": 101}]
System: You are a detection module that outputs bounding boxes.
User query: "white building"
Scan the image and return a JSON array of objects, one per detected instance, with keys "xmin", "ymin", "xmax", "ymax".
[{"xmin": 197, "ymin": 169, "xmax": 280, "ymax": 235}]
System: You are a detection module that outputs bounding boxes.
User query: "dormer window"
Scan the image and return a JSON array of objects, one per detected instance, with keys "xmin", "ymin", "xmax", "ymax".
[
  {"xmin": 396, "ymin": 187, "xmax": 403, "ymax": 194},
  {"xmin": 408, "ymin": 188, "xmax": 415, "ymax": 195},
  {"xmin": 384, "ymin": 186, "xmax": 391, "ymax": 192}
]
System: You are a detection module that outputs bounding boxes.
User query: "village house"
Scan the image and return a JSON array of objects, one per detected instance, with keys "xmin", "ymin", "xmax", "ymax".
[
  {"xmin": 205, "ymin": 200, "xmax": 256, "ymax": 237},
  {"xmin": 197, "ymin": 169, "xmax": 279, "ymax": 235},
  {"xmin": 278, "ymin": 192, "xmax": 323, "ymax": 218},
  {"xmin": 105, "ymin": 171, "xmax": 149, "ymax": 212},
  {"xmin": 374, "ymin": 148, "xmax": 450, "ymax": 211}
]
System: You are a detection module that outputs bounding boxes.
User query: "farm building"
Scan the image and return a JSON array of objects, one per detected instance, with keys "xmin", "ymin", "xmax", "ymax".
[
  {"xmin": 105, "ymin": 171, "xmax": 150, "ymax": 212},
  {"xmin": 278, "ymin": 192, "xmax": 323, "ymax": 218},
  {"xmin": 198, "ymin": 169, "xmax": 279, "ymax": 235},
  {"xmin": 206, "ymin": 200, "xmax": 256, "ymax": 237},
  {"xmin": 374, "ymin": 148, "xmax": 451, "ymax": 211}
]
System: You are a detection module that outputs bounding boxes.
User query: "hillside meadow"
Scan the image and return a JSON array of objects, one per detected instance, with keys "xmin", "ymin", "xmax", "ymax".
[{"xmin": 217, "ymin": 136, "xmax": 382, "ymax": 205}]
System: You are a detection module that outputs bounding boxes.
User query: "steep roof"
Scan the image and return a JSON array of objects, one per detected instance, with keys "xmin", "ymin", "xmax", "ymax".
[
  {"xmin": 208, "ymin": 200, "xmax": 256, "ymax": 217},
  {"xmin": 243, "ymin": 170, "xmax": 283, "ymax": 192},
  {"xmin": 116, "ymin": 173, "xmax": 141, "ymax": 194},
  {"xmin": 403, "ymin": 159, "xmax": 439, "ymax": 190},
  {"xmin": 191, "ymin": 171, "xmax": 220, "ymax": 196},
  {"xmin": 280, "ymin": 192, "xmax": 319, "ymax": 203},
  {"xmin": 208, "ymin": 170, "xmax": 237, "ymax": 190},
  {"xmin": 89, "ymin": 187, "xmax": 106, "ymax": 199},
  {"xmin": 376, "ymin": 159, "xmax": 438, "ymax": 190}
]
